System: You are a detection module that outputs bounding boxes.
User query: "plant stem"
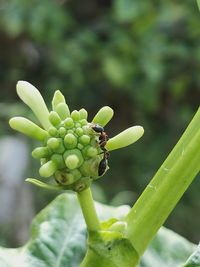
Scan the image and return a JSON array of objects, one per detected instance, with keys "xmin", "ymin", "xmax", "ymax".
[
  {"xmin": 77, "ymin": 187, "xmax": 100, "ymax": 231},
  {"xmin": 125, "ymin": 107, "xmax": 200, "ymax": 257}
]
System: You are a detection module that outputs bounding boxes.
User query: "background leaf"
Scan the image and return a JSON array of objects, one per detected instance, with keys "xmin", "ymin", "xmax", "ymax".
[{"xmin": 0, "ymin": 193, "xmax": 197, "ymax": 267}]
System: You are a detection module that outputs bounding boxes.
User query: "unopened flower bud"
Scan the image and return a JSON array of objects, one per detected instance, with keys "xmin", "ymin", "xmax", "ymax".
[
  {"xmin": 55, "ymin": 102, "xmax": 70, "ymax": 120},
  {"xmin": 39, "ymin": 160, "xmax": 57, "ymax": 177},
  {"xmin": 92, "ymin": 106, "xmax": 114, "ymax": 127},
  {"xmin": 9, "ymin": 117, "xmax": 48, "ymax": 141},
  {"xmin": 49, "ymin": 111, "xmax": 61, "ymax": 126},
  {"xmin": 71, "ymin": 110, "xmax": 80, "ymax": 121},
  {"xmin": 32, "ymin": 147, "xmax": 50, "ymax": 159}
]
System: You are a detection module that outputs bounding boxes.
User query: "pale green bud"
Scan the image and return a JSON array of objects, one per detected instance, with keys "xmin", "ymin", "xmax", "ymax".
[
  {"xmin": 71, "ymin": 110, "xmax": 80, "ymax": 121},
  {"xmin": 48, "ymin": 127, "xmax": 58, "ymax": 137},
  {"xmin": 39, "ymin": 160, "xmax": 57, "ymax": 177},
  {"xmin": 49, "ymin": 111, "xmax": 61, "ymax": 126},
  {"xmin": 58, "ymin": 127, "xmax": 66, "ymax": 137},
  {"xmin": 86, "ymin": 147, "xmax": 98, "ymax": 157},
  {"xmin": 64, "ymin": 117, "xmax": 74, "ymax": 128},
  {"xmin": 47, "ymin": 138, "xmax": 60, "ymax": 150},
  {"xmin": 32, "ymin": 147, "xmax": 50, "ymax": 159},
  {"xmin": 80, "ymin": 158, "xmax": 100, "ymax": 177},
  {"xmin": 65, "ymin": 155, "xmax": 79, "ymax": 169},
  {"xmin": 109, "ymin": 221, "xmax": 127, "ymax": 234},
  {"xmin": 55, "ymin": 103, "xmax": 70, "ymax": 120},
  {"xmin": 51, "ymin": 154, "xmax": 65, "ymax": 169},
  {"xmin": 64, "ymin": 133, "xmax": 77, "ymax": 149},
  {"xmin": 105, "ymin": 126, "xmax": 144, "ymax": 151},
  {"xmin": 53, "ymin": 139, "xmax": 65, "ymax": 154},
  {"xmin": 75, "ymin": 127, "xmax": 84, "ymax": 136},
  {"xmin": 71, "ymin": 169, "xmax": 82, "ymax": 180},
  {"xmin": 80, "ymin": 119, "xmax": 88, "ymax": 126},
  {"xmin": 9, "ymin": 117, "xmax": 48, "ymax": 141},
  {"xmin": 52, "ymin": 90, "xmax": 66, "ymax": 110},
  {"xmin": 64, "ymin": 149, "xmax": 84, "ymax": 169},
  {"xmin": 16, "ymin": 81, "xmax": 51, "ymax": 130},
  {"xmin": 92, "ymin": 106, "xmax": 114, "ymax": 127},
  {"xmin": 79, "ymin": 108, "xmax": 88, "ymax": 120},
  {"xmin": 55, "ymin": 171, "xmax": 74, "ymax": 185},
  {"xmin": 79, "ymin": 135, "xmax": 90, "ymax": 145}
]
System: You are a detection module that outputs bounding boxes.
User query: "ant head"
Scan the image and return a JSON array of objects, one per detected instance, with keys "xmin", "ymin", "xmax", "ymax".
[{"xmin": 91, "ymin": 124, "xmax": 104, "ymax": 133}]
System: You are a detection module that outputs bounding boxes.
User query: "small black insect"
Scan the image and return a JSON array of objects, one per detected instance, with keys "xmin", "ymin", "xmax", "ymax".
[
  {"xmin": 91, "ymin": 124, "xmax": 109, "ymax": 151},
  {"xmin": 92, "ymin": 124, "xmax": 104, "ymax": 133},
  {"xmin": 92, "ymin": 124, "xmax": 110, "ymax": 176},
  {"xmin": 98, "ymin": 151, "xmax": 110, "ymax": 176}
]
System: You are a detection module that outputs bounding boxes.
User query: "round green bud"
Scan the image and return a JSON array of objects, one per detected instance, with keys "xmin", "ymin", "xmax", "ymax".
[
  {"xmin": 58, "ymin": 127, "xmax": 66, "ymax": 137},
  {"xmin": 32, "ymin": 147, "xmax": 50, "ymax": 159},
  {"xmin": 79, "ymin": 108, "xmax": 88, "ymax": 120},
  {"xmin": 64, "ymin": 117, "xmax": 74, "ymax": 128},
  {"xmin": 64, "ymin": 149, "xmax": 84, "ymax": 169},
  {"xmin": 48, "ymin": 127, "xmax": 58, "ymax": 137},
  {"xmin": 64, "ymin": 133, "xmax": 77, "ymax": 149},
  {"xmin": 65, "ymin": 155, "xmax": 79, "ymax": 169},
  {"xmin": 75, "ymin": 127, "xmax": 84, "ymax": 136},
  {"xmin": 55, "ymin": 171, "xmax": 74, "ymax": 185},
  {"xmin": 49, "ymin": 111, "xmax": 61, "ymax": 126},
  {"xmin": 55, "ymin": 103, "xmax": 70, "ymax": 120},
  {"xmin": 80, "ymin": 157, "xmax": 101, "ymax": 178},
  {"xmin": 79, "ymin": 135, "xmax": 90, "ymax": 145},
  {"xmin": 75, "ymin": 123, "xmax": 81, "ymax": 128},
  {"xmin": 70, "ymin": 169, "xmax": 82, "ymax": 180},
  {"xmin": 51, "ymin": 154, "xmax": 65, "ymax": 169},
  {"xmin": 80, "ymin": 119, "xmax": 88, "ymax": 126},
  {"xmin": 47, "ymin": 138, "xmax": 60, "ymax": 150},
  {"xmin": 86, "ymin": 147, "xmax": 98, "ymax": 157},
  {"xmin": 71, "ymin": 110, "xmax": 80, "ymax": 121},
  {"xmin": 39, "ymin": 160, "xmax": 57, "ymax": 177},
  {"xmin": 54, "ymin": 139, "xmax": 65, "ymax": 154}
]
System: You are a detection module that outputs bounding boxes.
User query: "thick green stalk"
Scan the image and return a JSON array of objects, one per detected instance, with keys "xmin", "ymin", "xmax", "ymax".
[
  {"xmin": 77, "ymin": 187, "xmax": 100, "ymax": 231},
  {"xmin": 125, "ymin": 107, "xmax": 200, "ymax": 257}
]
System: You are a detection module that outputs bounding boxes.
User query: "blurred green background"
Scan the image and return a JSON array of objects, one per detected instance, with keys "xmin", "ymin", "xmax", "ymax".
[{"xmin": 0, "ymin": 0, "xmax": 200, "ymax": 247}]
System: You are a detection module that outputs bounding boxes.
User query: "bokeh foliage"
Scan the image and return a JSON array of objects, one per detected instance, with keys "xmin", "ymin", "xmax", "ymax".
[{"xmin": 0, "ymin": 0, "xmax": 200, "ymax": 243}]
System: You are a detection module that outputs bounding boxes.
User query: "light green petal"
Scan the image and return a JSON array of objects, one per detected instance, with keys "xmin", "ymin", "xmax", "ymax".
[
  {"xmin": 52, "ymin": 90, "xmax": 66, "ymax": 110},
  {"xmin": 26, "ymin": 178, "xmax": 62, "ymax": 190},
  {"xmin": 16, "ymin": 81, "xmax": 51, "ymax": 130},
  {"xmin": 105, "ymin": 126, "xmax": 144, "ymax": 151},
  {"xmin": 9, "ymin": 117, "xmax": 48, "ymax": 141},
  {"xmin": 92, "ymin": 106, "xmax": 114, "ymax": 127}
]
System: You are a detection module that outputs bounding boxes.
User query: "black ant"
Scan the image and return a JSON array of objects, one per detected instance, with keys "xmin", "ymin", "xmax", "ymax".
[{"xmin": 91, "ymin": 124, "xmax": 110, "ymax": 176}]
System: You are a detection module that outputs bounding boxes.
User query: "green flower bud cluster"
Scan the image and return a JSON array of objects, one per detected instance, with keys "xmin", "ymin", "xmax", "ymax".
[
  {"xmin": 31, "ymin": 91, "xmax": 107, "ymax": 192},
  {"xmin": 10, "ymin": 81, "xmax": 144, "ymax": 192}
]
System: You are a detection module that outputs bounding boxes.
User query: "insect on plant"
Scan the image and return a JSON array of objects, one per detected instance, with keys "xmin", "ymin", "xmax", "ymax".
[{"xmin": 91, "ymin": 124, "xmax": 110, "ymax": 176}]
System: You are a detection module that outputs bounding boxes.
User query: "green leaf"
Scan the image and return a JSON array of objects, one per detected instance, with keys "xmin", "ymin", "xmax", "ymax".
[
  {"xmin": 182, "ymin": 244, "xmax": 200, "ymax": 267},
  {"xmin": 0, "ymin": 194, "xmax": 196, "ymax": 267},
  {"xmin": 140, "ymin": 227, "xmax": 196, "ymax": 267},
  {"xmin": 0, "ymin": 194, "xmax": 129, "ymax": 267}
]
